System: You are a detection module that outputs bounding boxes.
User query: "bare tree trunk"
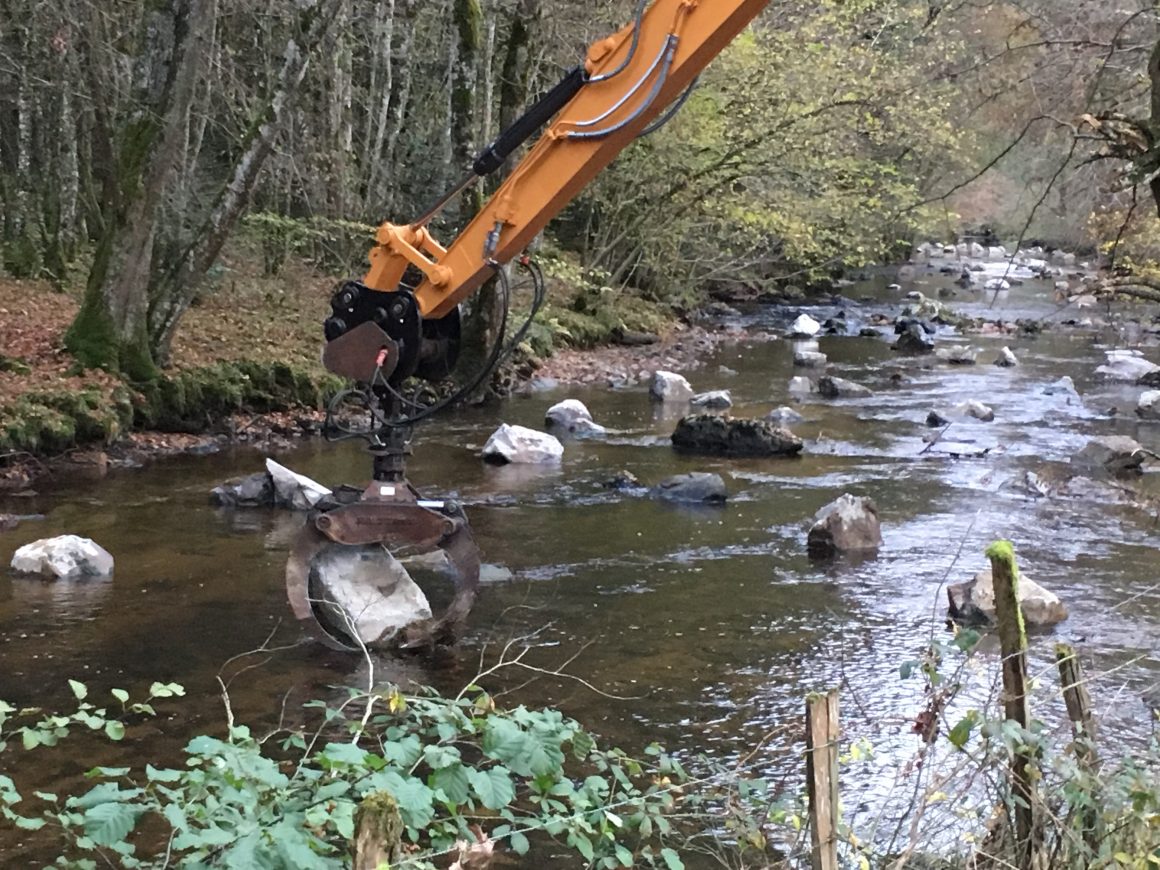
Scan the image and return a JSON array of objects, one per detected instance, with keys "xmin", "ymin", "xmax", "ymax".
[
  {"xmin": 66, "ymin": 0, "xmax": 214, "ymax": 378},
  {"xmin": 148, "ymin": 0, "xmax": 341, "ymax": 361},
  {"xmin": 451, "ymin": 0, "xmax": 483, "ymax": 219}
]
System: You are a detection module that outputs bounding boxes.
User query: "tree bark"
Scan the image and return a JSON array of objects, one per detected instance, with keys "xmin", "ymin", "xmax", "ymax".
[{"xmin": 66, "ymin": 0, "xmax": 214, "ymax": 379}]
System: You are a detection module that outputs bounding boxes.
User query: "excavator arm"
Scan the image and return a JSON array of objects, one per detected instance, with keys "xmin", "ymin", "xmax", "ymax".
[{"xmin": 291, "ymin": 0, "xmax": 770, "ymax": 653}]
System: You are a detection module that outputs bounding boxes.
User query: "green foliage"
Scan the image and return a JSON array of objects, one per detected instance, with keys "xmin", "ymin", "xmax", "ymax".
[
  {"xmin": 0, "ymin": 682, "xmax": 694, "ymax": 869},
  {"xmin": 0, "ymin": 387, "xmax": 135, "ymax": 455}
]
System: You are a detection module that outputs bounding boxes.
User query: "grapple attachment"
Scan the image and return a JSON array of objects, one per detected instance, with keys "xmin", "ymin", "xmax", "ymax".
[{"xmin": 286, "ymin": 480, "xmax": 480, "ymax": 652}]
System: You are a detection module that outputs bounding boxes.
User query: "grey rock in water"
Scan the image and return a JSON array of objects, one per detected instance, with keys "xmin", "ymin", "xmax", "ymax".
[
  {"xmin": 10, "ymin": 535, "xmax": 114, "ymax": 580},
  {"xmin": 892, "ymin": 321, "xmax": 935, "ymax": 355},
  {"xmin": 691, "ymin": 390, "xmax": 733, "ymax": 409},
  {"xmin": 947, "ymin": 567, "xmax": 1066, "ymax": 628},
  {"xmin": 994, "ymin": 347, "xmax": 1019, "ymax": 368},
  {"xmin": 267, "ymin": 459, "xmax": 332, "ymax": 510},
  {"xmin": 859, "ymin": 327, "xmax": 883, "ymax": 338},
  {"xmin": 1073, "ymin": 436, "xmax": 1147, "ymax": 476},
  {"xmin": 1138, "ymin": 390, "xmax": 1160, "ymax": 421},
  {"xmin": 794, "ymin": 350, "xmax": 828, "ymax": 368},
  {"xmin": 953, "ymin": 400, "xmax": 995, "ymax": 422},
  {"xmin": 479, "ymin": 563, "xmax": 515, "ymax": 584},
  {"xmin": 211, "ymin": 471, "xmax": 275, "ymax": 507},
  {"xmin": 482, "ymin": 424, "xmax": 564, "ymax": 464},
  {"xmin": 1096, "ymin": 350, "xmax": 1160, "ymax": 382},
  {"xmin": 807, "ymin": 494, "xmax": 883, "ymax": 558},
  {"xmin": 1138, "ymin": 370, "xmax": 1160, "ymax": 388},
  {"xmin": 651, "ymin": 472, "xmax": 728, "ymax": 504},
  {"xmin": 788, "ymin": 376, "xmax": 814, "ymax": 395},
  {"xmin": 671, "ymin": 415, "xmax": 804, "ymax": 457},
  {"xmin": 935, "ymin": 346, "xmax": 978, "ymax": 365},
  {"xmin": 818, "ymin": 376, "xmax": 873, "ymax": 399},
  {"xmin": 545, "ymin": 399, "xmax": 607, "ymax": 437},
  {"xmin": 768, "ymin": 406, "xmax": 805, "ymax": 426},
  {"xmin": 718, "ymin": 365, "xmax": 739, "ymax": 377},
  {"xmin": 926, "ymin": 410, "xmax": 950, "ymax": 427},
  {"xmin": 650, "ymin": 370, "xmax": 694, "ymax": 403},
  {"xmin": 311, "ymin": 545, "xmax": 432, "ymax": 647},
  {"xmin": 519, "ymin": 377, "xmax": 560, "ymax": 395}
]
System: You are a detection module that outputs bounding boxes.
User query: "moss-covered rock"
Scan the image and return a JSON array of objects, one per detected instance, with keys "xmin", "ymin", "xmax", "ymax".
[{"xmin": 134, "ymin": 361, "xmax": 339, "ymax": 432}]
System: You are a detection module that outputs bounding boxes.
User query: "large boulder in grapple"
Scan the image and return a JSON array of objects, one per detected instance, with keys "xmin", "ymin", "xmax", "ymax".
[{"xmin": 671, "ymin": 415, "xmax": 803, "ymax": 457}]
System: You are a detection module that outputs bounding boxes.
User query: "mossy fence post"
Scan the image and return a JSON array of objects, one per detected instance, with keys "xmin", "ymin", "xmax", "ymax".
[
  {"xmin": 805, "ymin": 689, "xmax": 840, "ymax": 870},
  {"xmin": 352, "ymin": 791, "xmax": 403, "ymax": 870},
  {"xmin": 986, "ymin": 540, "xmax": 1040, "ymax": 870}
]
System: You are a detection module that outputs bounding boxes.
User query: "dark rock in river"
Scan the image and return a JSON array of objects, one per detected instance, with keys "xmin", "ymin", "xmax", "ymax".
[
  {"xmin": 892, "ymin": 320, "xmax": 935, "ymax": 355},
  {"xmin": 671, "ymin": 415, "xmax": 803, "ymax": 457},
  {"xmin": 926, "ymin": 410, "xmax": 950, "ymax": 427},
  {"xmin": 212, "ymin": 471, "xmax": 275, "ymax": 507},
  {"xmin": 807, "ymin": 494, "xmax": 883, "ymax": 559},
  {"xmin": 948, "ymin": 567, "xmax": 1066, "ymax": 628},
  {"xmin": 1138, "ymin": 370, "xmax": 1160, "ymax": 388},
  {"xmin": 604, "ymin": 470, "xmax": 642, "ymax": 491},
  {"xmin": 651, "ymin": 473, "xmax": 728, "ymax": 504}
]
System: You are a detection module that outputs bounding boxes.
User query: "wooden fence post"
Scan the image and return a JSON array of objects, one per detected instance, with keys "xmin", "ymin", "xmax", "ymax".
[
  {"xmin": 1055, "ymin": 643, "xmax": 1101, "ymax": 856},
  {"xmin": 353, "ymin": 791, "xmax": 404, "ymax": 870},
  {"xmin": 987, "ymin": 540, "xmax": 1039, "ymax": 870},
  {"xmin": 805, "ymin": 689, "xmax": 840, "ymax": 870}
]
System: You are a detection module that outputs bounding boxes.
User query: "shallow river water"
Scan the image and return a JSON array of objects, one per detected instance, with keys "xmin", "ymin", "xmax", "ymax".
[{"xmin": 2, "ymin": 267, "xmax": 1159, "ymax": 862}]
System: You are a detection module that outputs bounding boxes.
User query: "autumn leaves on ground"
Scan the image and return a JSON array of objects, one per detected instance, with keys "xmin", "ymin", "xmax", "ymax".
[{"xmin": 0, "ymin": 251, "xmax": 338, "ymax": 489}]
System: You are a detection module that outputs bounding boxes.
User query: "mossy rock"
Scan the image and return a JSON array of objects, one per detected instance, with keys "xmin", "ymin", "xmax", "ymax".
[
  {"xmin": 0, "ymin": 386, "xmax": 135, "ymax": 455},
  {"xmin": 134, "ymin": 361, "xmax": 338, "ymax": 432}
]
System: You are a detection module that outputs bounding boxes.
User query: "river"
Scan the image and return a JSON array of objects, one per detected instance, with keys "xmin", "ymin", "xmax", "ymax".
[{"xmin": 2, "ymin": 264, "xmax": 1159, "ymax": 862}]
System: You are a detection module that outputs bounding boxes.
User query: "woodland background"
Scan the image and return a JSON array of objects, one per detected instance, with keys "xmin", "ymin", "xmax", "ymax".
[{"xmin": 1, "ymin": 0, "xmax": 1159, "ymax": 377}]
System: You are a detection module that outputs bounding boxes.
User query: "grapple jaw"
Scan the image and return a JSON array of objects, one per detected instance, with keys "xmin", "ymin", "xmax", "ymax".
[{"xmin": 286, "ymin": 482, "xmax": 480, "ymax": 652}]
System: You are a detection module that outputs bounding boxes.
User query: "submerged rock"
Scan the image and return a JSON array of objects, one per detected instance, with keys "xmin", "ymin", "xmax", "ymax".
[
  {"xmin": 935, "ymin": 346, "xmax": 978, "ymax": 365},
  {"xmin": 10, "ymin": 535, "xmax": 114, "ymax": 580},
  {"xmin": 545, "ymin": 399, "xmax": 607, "ymax": 437},
  {"xmin": 1043, "ymin": 376, "xmax": 1079, "ymax": 397},
  {"xmin": 1073, "ymin": 436, "xmax": 1147, "ymax": 476},
  {"xmin": 604, "ymin": 470, "xmax": 642, "ymax": 491},
  {"xmin": 651, "ymin": 473, "xmax": 728, "ymax": 504},
  {"xmin": 690, "ymin": 390, "xmax": 733, "ymax": 409},
  {"xmin": 807, "ymin": 494, "xmax": 882, "ymax": 558},
  {"xmin": 818, "ymin": 376, "xmax": 873, "ymax": 399},
  {"xmin": 794, "ymin": 350, "xmax": 828, "ymax": 368},
  {"xmin": 788, "ymin": 376, "xmax": 814, "ymax": 395},
  {"xmin": 953, "ymin": 400, "xmax": 995, "ymax": 422},
  {"xmin": 482, "ymin": 424, "xmax": 564, "ymax": 464},
  {"xmin": 947, "ymin": 567, "xmax": 1066, "ymax": 628},
  {"xmin": 768, "ymin": 406, "xmax": 805, "ymax": 426},
  {"xmin": 650, "ymin": 370, "xmax": 694, "ymax": 403},
  {"xmin": 671, "ymin": 415, "xmax": 803, "ymax": 457}
]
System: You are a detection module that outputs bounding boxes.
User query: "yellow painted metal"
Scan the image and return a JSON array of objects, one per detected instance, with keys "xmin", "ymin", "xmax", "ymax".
[{"xmin": 362, "ymin": 0, "xmax": 770, "ymax": 318}]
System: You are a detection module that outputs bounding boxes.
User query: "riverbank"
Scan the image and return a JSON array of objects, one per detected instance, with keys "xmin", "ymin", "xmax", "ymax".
[{"xmin": 0, "ymin": 260, "xmax": 725, "ymax": 492}]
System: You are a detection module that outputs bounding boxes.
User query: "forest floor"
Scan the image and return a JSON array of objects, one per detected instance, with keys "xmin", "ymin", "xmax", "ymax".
[{"xmin": 0, "ymin": 251, "xmax": 722, "ymax": 492}]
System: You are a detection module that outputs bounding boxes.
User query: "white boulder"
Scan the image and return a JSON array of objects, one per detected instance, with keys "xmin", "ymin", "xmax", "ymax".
[
  {"xmin": 788, "ymin": 376, "xmax": 814, "ymax": 395},
  {"xmin": 311, "ymin": 545, "xmax": 432, "ymax": 646},
  {"xmin": 984, "ymin": 278, "xmax": 1010, "ymax": 292},
  {"xmin": 545, "ymin": 399, "xmax": 607, "ymax": 437},
  {"xmin": 953, "ymin": 400, "xmax": 995, "ymax": 422},
  {"xmin": 994, "ymin": 347, "xmax": 1018, "ymax": 368},
  {"xmin": 266, "ymin": 459, "xmax": 331, "ymax": 510},
  {"xmin": 10, "ymin": 535, "xmax": 114, "ymax": 580},
  {"xmin": 650, "ymin": 370, "xmax": 694, "ymax": 403},
  {"xmin": 482, "ymin": 424, "xmax": 564, "ymax": 464},
  {"xmin": 1096, "ymin": 350, "xmax": 1160, "ymax": 382},
  {"xmin": 787, "ymin": 314, "xmax": 821, "ymax": 339}
]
